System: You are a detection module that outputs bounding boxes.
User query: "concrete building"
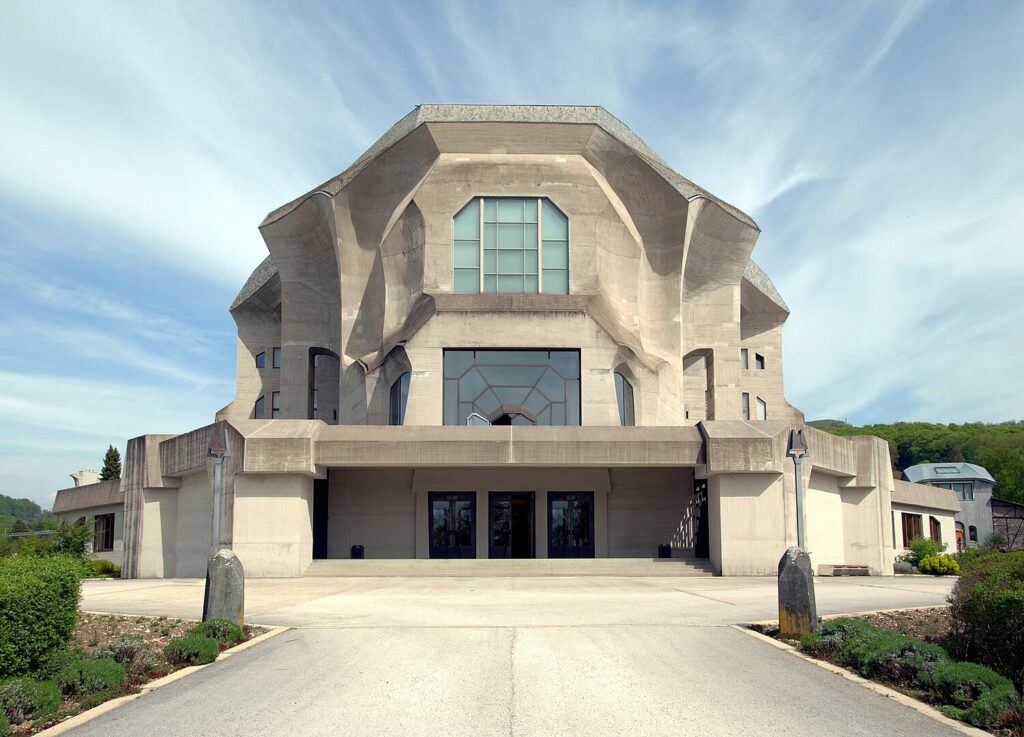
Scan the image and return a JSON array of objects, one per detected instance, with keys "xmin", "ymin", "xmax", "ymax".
[
  {"xmin": 52, "ymin": 472, "xmax": 123, "ymax": 567},
  {"xmin": 903, "ymin": 462, "xmax": 994, "ymax": 550},
  {"xmin": 52, "ymin": 104, "xmax": 958, "ymax": 577}
]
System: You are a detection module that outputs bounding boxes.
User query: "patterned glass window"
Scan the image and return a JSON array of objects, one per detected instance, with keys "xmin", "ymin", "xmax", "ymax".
[
  {"xmin": 452, "ymin": 198, "xmax": 568, "ymax": 295},
  {"xmin": 443, "ymin": 349, "xmax": 580, "ymax": 425}
]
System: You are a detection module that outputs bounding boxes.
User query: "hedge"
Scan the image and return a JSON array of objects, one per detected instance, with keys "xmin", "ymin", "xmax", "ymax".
[
  {"xmin": 0, "ymin": 556, "xmax": 81, "ymax": 677},
  {"xmin": 948, "ymin": 551, "xmax": 1024, "ymax": 690}
]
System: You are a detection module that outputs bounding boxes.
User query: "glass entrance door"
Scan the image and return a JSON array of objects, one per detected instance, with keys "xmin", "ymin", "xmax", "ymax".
[
  {"xmin": 489, "ymin": 492, "xmax": 535, "ymax": 558},
  {"xmin": 548, "ymin": 492, "xmax": 595, "ymax": 558},
  {"xmin": 429, "ymin": 493, "xmax": 476, "ymax": 558}
]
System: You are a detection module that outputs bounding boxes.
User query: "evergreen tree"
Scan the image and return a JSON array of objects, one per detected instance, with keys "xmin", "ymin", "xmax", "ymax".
[{"xmin": 99, "ymin": 445, "xmax": 122, "ymax": 480}]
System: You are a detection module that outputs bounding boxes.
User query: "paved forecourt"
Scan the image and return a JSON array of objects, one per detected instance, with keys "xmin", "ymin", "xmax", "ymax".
[{"xmin": 67, "ymin": 576, "xmax": 962, "ymax": 737}]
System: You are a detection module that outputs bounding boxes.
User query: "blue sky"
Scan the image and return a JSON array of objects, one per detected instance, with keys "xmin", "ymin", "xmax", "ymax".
[{"xmin": 1, "ymin": 1, "xmax": 1022, "ymax": 508}]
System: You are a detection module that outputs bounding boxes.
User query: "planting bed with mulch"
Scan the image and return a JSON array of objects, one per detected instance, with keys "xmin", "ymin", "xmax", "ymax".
[
  {"xmin": 9, "ymin": 614, "xmax": 269, "ymax": 736},
  {"xmin": 753, "ymin": 606, "xmax": 952, "ymax": 646}
]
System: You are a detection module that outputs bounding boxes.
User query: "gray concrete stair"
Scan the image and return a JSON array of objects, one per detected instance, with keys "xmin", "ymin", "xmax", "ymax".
[{"xmin": 303, "ymin": 557, "xmax": 717, "ymax": 577}]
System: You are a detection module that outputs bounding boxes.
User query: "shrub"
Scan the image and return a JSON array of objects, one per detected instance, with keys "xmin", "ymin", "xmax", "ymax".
[
  {"xmin": 92, "ymin": 637, "xmax": 155, "ymax": 680},
  {"xmin": 87, "ymin": 560, "xmax": 121, "ymax": 578},
  {"xmin": 844, "ymin": 630, "xmax": 949, "ymax": 686},
  {"xmin": 799, "ymin": 617, "xmax": 875, "ymax": 657},
  {"xmin": 918, "ymin": 554, "xmax": 960, "ymax": 576},
  {"xmin": 57, "ymin": 658, "xmax": 126, "ymax": 697},
  {"xmin": 33, "ymin": 648, "xmax": 87, "ymax": 681},
  {"xmin": 163, "ymin": 633, "xmax": 220, "ymax": 666},
  {"xmin": 0, "ymin": 677, "xmax": 61, "ymax": 724},
  {"xmin": 0, "ymin": 711, "xmax": 8, "ymax": 737},
  {"xmin": 191, "ymin": 619, "xmax": 244, "ymax": 645},
  {"xmin": 893, "ymin": 554, "xmax": 917, "ymax": 574},
  {"xmin": 906, "ymin": 536, "xmax": 947, "ymax": 567},
  {"xmin": 932, "ymin": 661, "xmax": 1016, "ymax": 708},
  {"xmin": 948, "ymin": 551, "xmax": 1024, "ymax": 690},
  {"xmin": 0, "ymin": 556, "xmax": 81, "ymax": 677}
]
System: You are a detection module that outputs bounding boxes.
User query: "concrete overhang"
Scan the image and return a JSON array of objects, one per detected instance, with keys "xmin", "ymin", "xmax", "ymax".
[
  {"xmin": 698, "ymin": 420, "xmax": 789, "ymax": 475},
  {"xmin": 313, "ymin": 425, "xmax": 705, "ymax": 469},
  {"xmin": 52, "ymin": 480, "xmax": 122, "ymax": 514}
]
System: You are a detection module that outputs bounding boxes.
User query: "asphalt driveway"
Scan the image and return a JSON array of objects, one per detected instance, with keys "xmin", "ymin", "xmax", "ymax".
[{"xmin": 66, "ymin": 576, "xmax": 964, "ymax": 737}]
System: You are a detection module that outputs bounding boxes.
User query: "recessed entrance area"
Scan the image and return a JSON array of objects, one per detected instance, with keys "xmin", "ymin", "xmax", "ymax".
[{"xmin": 489, "ymin": 492, "xmax": 535, "ymax": 558}]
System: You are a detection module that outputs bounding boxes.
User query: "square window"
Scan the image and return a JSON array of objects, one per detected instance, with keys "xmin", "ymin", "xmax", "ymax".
[
  {"xmin": 739, "ymin": 349, "xmax": 748, "ymax": 370},
  {"xmin": 755, "ymin": 353, "xmax": 765, "ymax": 370},
  {"xmin": 272, "ymin": 347, "xmax": 282, "ymax": 369},
  {"xmin": 454, "ymin": 269, "xmax": 480, "ymax": 293},
  {"xmin": 254, "ymin": 395, "xmax": 266, "ymax": 419},
  {"xmin": 271, "ymin": 391, "xmax": 281, "ymax": 419},
  {"xmin": 541, "ymin": 269, "xmax": 568, "ymax": 294}
]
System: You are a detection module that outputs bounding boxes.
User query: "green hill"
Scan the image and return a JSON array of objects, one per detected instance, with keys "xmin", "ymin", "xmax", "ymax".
[
  {"xmin": 807, "ymin": 420, "xmax": 1024, "ymax": 504},
  {"xmin": 0, "ymin": 493, "xmax": 58, "ymax": 532}
]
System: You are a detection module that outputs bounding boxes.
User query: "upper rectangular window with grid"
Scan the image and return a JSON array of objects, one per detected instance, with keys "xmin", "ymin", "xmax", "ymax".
[{"xmin": 453, "ymin": 197, "xmax": 568, "ymax": 295}]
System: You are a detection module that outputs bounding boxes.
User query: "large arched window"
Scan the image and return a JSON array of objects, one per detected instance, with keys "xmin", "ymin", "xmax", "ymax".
[
  {"xmin": 453, "ymin": 197, "xmax": 568, "ymax": 295},
  {"xmin": 389, "ymin": 372, "xmax": 410, "ymax": 426},
  {"xmin": 614, "ymin": 372, "xmax": 635, "ymax": 426}
]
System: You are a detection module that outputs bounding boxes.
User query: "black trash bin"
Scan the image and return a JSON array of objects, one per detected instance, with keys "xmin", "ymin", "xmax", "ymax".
[
  {"xmin": 657, "ymin": 544, "xmax": 671, "ymax": 559},
  {"xmin": 351, "ymin": 545, "xmax": 364, "ymax": 559}
]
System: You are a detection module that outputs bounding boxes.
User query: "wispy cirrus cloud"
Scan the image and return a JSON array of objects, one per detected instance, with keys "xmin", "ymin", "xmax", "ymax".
[{"xmin": 0, "ymin": 0, "xmax": 1021, "ymax": 509}]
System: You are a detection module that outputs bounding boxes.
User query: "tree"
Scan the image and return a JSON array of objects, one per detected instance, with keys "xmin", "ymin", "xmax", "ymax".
[{"xmin": 99, "ymin": 445, "xmax": 122, "ymax": 481}]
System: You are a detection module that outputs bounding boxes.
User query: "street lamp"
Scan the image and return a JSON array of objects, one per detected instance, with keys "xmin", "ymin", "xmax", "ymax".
[
  {"xmin": 787, "ymin": 428, "xmax": 809, "ymax": 550},
  {"xmin": 207, "ymin": 424, "xmax": 230, "ymax": 551}
]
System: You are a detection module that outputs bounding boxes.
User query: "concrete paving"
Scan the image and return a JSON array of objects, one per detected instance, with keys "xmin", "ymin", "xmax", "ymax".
[{"xmin": 68, "ymin": 576, "xmax": 962, "ymax": 737}]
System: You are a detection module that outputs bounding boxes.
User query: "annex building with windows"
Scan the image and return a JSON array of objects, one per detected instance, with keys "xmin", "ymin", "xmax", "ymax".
[{"xmin": 53, "ymin": 105, "xmax": 960, "ymax": 578}]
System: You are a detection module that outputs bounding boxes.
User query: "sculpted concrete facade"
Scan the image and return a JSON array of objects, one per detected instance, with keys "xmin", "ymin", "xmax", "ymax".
[{"xmin": 53, "ymin": 105, "xmax": 957, "ymax": 577}]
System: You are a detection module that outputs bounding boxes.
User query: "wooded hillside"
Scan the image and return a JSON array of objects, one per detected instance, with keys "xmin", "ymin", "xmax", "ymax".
[
  {"xmin": 0, "ymin": 493, "xmax": 58, "ymax": 532},
  {"xmin": 808, "ymin": 421, "xmax": 1024, "ymax": 504}
]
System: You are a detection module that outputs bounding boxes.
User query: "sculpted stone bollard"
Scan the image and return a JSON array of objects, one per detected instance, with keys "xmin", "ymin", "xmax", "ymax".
[
  {"xmin": 203, "ymin": 548, "xmax": 245, "ymax": 625},
  {"xmin": 778, "ymin": 547, "xmax": 817, "ymax": 639}
]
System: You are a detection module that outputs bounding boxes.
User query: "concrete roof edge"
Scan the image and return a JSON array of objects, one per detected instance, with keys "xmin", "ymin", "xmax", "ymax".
[
  {"xmin": 743, "ymin": 260, "xmax": 789, "ymax": 313},
  {"xmin": 258, "ymin": 103, "xmax": 757, "ymax": 231},
  {"xmin": 231, "ymin": 255, "xmax": 279, "ymax": 310}
]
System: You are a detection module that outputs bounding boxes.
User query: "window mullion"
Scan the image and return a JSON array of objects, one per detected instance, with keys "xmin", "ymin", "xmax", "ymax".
[
  {"xmin": 479, "ymin": 197, "xmax": 485, "ymax": 293},
  {"xmin": 537, "ymin": 197, "xmax": 543, "ymax": 293}
]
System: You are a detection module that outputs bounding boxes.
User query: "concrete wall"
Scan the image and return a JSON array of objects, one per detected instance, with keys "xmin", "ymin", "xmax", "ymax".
[
  {"xmin": 234, "ymin": 474, "xmax": 314, "ymax": 577},
  {"xmin": 805, "ymin": 471, "xmax": 845, "ymax": 571},
  {"xmin": 606, "ymin": 467, "xmax": 694, "ymax": 556},
  {"xmin": 135, "ymin": 471, "xmax": 211, "ymax": 579},
  {"xmin": 955, "ymin": 482, "xmax": 994, "ymax": 546},
  {"xmin": 327, "ymin": 468, "xmax": 416, "ymax": 559},
  {"xmin": 707, "ymin": 473, "xmax": 788, "ymax": 576}
]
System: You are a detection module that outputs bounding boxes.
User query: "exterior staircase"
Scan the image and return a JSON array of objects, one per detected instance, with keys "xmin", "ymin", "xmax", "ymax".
[{"xmin": 303, "ymin": 557, "xmax": 717, "ymax": 577}]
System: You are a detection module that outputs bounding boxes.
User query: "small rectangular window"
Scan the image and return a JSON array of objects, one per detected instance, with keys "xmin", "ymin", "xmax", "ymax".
[
  {"xmin": 740, "ymin": 349, "xmax": 748, "ymax": 369},
  {"xmin": 271, "ymin": 391, "xmax": 281, "ymax": 419},
  {"xmin": 756, "ymin": 397, "xmax": 767, "ymax": 421},
  {"xmin": 255, "ymin": 351, "xmax": 265, "ymax": 369},
  {"xmin": 254, "ymin": 395, "xmax": 266, "ymax": 419},
  {"xmin": 755, "ymin": 353, "xmax": 765, "ymax": 370},
  {"xmin": 272, "ymin": 347, "xmax": 282, "ymax": 369},
  {"xmin": 93, "ymin": 514, "xmax": 115, "ymax": 552},
  {"xmin": 741, "ymin": 392, "xmax": 750, "ymax": 421}
]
